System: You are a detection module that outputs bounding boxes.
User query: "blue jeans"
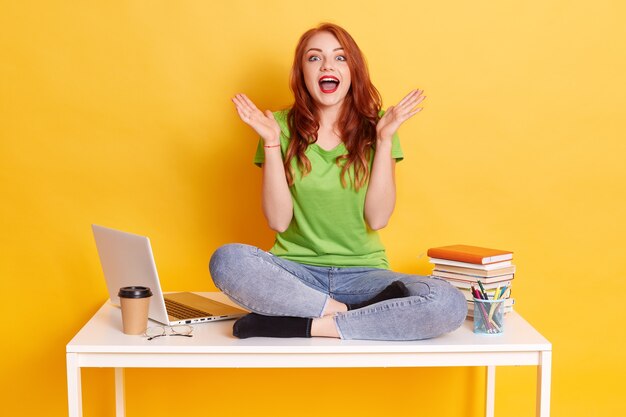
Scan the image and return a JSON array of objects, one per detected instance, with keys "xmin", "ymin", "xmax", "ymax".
[{"xmin": 209, "ymin": 243, "xmax": 467, "ymax": 341}]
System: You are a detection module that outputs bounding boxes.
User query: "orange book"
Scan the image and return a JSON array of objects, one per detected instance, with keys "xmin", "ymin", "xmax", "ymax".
[{"xmin": 427, "ymin": 244, "xmax": 513, "ymax": 265}]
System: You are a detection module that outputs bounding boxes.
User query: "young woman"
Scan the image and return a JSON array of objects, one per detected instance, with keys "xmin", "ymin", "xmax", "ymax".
[{"xmin": 209, "ymin": 23, "xmax": 466, "ymax": 340}]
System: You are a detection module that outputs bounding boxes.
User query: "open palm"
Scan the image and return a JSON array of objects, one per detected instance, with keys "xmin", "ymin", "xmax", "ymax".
[
  {"xmin": 377, "ymin": 89, "xmax": 426, "ymax": 141},
  {"xmin": 232, "ymin": 93, "xmax": 281, "ymax": 144}
]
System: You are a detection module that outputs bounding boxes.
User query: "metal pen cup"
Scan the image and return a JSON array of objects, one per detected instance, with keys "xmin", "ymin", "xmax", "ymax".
[{"xmin": 473, "ymin": 297, "xmax": 505, "ymax": 334}]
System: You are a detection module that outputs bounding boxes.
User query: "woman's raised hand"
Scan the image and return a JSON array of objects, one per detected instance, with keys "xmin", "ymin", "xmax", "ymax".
[
  {"xmin": 232, "ymin": 93, "xmax": 281, "ymax": 145},
  {"xmin": 376, "ymin": 89, "xmax": 426, "ymax": 142}
]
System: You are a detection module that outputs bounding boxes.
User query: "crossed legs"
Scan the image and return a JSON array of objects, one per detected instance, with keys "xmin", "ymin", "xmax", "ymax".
[{"xmin": 209, "ymin": 244, "xmax": 466, "ymax": 340}]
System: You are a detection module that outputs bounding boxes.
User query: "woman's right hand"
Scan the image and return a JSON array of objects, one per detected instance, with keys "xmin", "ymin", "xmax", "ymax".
[{"xmin": 232, "ymin": 93, "xmax": 281, "ymax": 145}]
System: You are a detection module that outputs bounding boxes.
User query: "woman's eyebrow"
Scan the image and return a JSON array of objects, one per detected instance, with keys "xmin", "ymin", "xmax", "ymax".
[{"xmin": 305, "ymin": 47, "xmax": 344, "ymax": 53}]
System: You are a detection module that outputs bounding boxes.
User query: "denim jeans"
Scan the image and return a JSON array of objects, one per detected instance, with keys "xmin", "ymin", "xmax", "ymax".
[{"xmin": 209, "ymin": 243, "xmax": 467, "ymax": 341}]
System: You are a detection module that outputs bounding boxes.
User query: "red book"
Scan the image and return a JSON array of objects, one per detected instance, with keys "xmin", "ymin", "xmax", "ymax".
[{"xmin": 427, "ymin": 244, "xmax": 513, "ymax": 265}]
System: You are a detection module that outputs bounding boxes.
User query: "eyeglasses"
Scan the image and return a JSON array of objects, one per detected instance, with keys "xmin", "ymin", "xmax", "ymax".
[{"xmin": 143, "ymin": 325, "xmax": 194, "ymax": 341}]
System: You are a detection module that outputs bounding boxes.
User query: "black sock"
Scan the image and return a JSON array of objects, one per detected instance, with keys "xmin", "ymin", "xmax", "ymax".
[
  {"xmin": 232, "ymin": 313, "xmax": 312, "ymax": 339},
  {"xmin": 347, "ymin": 281, "xmax": 410, "ymax": 310}
]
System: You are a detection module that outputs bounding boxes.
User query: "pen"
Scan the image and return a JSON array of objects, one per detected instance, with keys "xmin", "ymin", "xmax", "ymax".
[
  {"xmin": 471, "ymin": 286, "xmax": 483, "ymax": 300},
  {"xmin": 489, "ymin": 316, "xmax": 501, "ymax": 332},
  {"xmin": 478, "ymin": 300, "xmax": 493, "ymax": 332},
  {"xmin": 488, "ymin": 296, "xmax": 499, "ymax": 322},
  {"xmin": 488, "ymin": 284, "xmax": 503, "ymax": 321},
  {"xmin": 477, "ymin": 281, "xmax": 488, "ymax": 299},
  {"xmin": 500, "ymin": 286, "xmax": 509, "ymax": 299},
  {"xmin": 472, "ymin": 286, "xmax": 494, "ymax": 332}
]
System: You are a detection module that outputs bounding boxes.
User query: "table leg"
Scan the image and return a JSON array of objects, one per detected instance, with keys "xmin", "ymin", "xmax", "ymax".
[
  {"xmin": 115, "ymin": 368, "xmax": 126, "ymax": 417},
  {"xmin": 485, "ymin": 366, "xmax": 496, "ymax": 417},
  {"xmin": 536, "ymin": 351, "xmax": 552, "ymax": 417},
  {"xmin": 66, "ymin": 353, "xmax": 83, "ymax": 417}
]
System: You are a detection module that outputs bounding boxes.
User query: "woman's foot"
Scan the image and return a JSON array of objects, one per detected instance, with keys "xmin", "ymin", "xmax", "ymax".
[
  {"xmin": 347, "ymin": 281, "xmax": 410, "ymax": 310},
  {"xmin": 232, "ymin": 313, "xmax": 312, "ymax": 339}
]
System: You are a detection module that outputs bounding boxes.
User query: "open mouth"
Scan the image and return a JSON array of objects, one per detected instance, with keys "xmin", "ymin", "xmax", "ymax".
[{"xmin": 318, "ymin": 76, "xmax": 340, "ymax": 94}]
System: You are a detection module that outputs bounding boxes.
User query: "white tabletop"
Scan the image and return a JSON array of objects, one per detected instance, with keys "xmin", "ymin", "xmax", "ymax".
[{"xmin": 67, "ymin": 292, "xmax": 551, "ymax": 354}]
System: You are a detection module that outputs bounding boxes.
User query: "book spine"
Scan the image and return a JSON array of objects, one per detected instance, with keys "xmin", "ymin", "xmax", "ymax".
[
  {"xmin": 433, "ymin": 264, "xmax": 516, "ymax": 277},
  {"xmin": 448, "ymin": 281, "xmax": 511, "ymax": 300},
  {"xmin": 429, "ymin": 258, "xmax": 512, "ymax": 270},
  {"xmin": 453, "ymin": 280, "xmax": 511, "ymax": 290},
  {"xmin": 433, "ymin": 270, "xmax": 514, "ymax": 282}
]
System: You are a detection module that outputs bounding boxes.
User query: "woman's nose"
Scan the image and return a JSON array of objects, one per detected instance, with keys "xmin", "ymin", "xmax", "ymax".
[{"xmin": 321, "ymin": 59, "xmax": 335, "ymax": 71}]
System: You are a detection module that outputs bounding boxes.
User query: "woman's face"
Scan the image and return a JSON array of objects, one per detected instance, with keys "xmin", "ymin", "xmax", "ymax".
[{"xmin": 302, "ymin": 31, "xmax": 352, "ymax": 111}]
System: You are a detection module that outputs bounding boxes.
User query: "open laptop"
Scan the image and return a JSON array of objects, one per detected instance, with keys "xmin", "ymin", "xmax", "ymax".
[{"xmin": 92, "ymin": 224, "xmax": 247, "ymax": 325}]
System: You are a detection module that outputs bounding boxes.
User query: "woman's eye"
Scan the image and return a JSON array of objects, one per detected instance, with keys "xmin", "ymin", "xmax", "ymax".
[
  {"xmin": 308, "ymin": 55, "xmax": 320, "ymax": 62},
  {"xmin": 336, "ymin": 55, "xmax": 346, "ymax": 61}
]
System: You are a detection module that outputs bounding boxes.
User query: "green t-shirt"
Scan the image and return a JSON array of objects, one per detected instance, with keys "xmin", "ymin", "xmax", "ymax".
[{"xmin": 254, "ymin": 109, "xmax": 403, "ymax": 269}]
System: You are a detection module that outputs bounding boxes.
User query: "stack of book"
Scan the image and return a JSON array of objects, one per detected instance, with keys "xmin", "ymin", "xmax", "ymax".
[{"xmin": 427, "ymin": 244, "xmax": 516, "ymax": 318}]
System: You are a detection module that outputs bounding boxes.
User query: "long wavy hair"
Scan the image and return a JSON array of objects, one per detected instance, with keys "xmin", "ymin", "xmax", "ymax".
[{"xmin": 285, "ymin": 23, "xmax": 382, "ymax": 191}]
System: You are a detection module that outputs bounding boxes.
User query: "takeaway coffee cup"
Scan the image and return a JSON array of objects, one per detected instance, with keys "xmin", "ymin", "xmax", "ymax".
[{"xmin": 118, "ymin": 286, "xmax": 153, "ymax": 335}]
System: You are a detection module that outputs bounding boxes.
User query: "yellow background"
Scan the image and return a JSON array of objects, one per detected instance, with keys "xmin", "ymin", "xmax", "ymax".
[{"xmin": 1, "ymin": 1, "xmax": 625, "ymax": 416}]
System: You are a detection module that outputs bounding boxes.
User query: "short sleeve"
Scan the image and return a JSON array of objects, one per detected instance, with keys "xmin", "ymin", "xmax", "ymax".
[
  {"xmin": 391, "ymin": 131, "xmax": 404, "ymax": 162},
  {"xmin": 253, "ymin": 137, "xmax": 265, "ymax": 167},
  {"xmin": 378, "ymin": 109, "xmax": 404, "ymax": 162}
]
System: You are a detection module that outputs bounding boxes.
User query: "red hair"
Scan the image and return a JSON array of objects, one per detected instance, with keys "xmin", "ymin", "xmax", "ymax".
[{"xmin": 285, "ymin": 23, "xmax": 382, "ymax": 190}]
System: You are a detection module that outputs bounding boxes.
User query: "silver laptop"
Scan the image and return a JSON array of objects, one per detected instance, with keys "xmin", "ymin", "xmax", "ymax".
[{"xmin": 92, "ymin": 224, "xmax": 247, "ymax": 325}]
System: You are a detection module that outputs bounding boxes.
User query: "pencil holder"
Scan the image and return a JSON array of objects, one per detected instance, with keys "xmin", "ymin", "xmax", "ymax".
[{"xmin": 473, "ymin": 298, "xmax": 505, "ymax": 334}]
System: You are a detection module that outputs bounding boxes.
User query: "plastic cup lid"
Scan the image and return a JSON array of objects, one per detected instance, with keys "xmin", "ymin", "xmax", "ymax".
[{"xmin": 118, "ymin": 286, "xmax": 153, "ymax": 299}]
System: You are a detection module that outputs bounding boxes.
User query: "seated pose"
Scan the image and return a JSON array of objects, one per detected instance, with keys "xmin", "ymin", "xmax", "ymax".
[{"xmin": 210, "ymin": 23, "xmax": 466, "ymax": 340}]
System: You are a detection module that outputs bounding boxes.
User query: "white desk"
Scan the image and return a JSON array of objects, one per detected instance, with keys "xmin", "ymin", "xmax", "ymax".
[{"xmin": 66, "ymin": 293, "xmax": 551, "ymax": 417}]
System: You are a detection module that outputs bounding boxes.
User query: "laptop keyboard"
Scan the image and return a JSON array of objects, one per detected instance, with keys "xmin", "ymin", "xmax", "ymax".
[{"xmin": 164, "ymin": 298, "xmax": 213, "ymax": 320}]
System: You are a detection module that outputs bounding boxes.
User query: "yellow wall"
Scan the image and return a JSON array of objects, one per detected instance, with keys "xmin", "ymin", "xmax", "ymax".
[{"xmin": 1, "ymin": 1, "xmax": 625, "ymax": 416}]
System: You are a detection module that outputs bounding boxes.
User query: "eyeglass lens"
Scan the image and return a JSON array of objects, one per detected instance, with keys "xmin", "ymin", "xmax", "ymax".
[{"xmin": 144, "ymin": 325, "xmax": 193, "ymax": 340}]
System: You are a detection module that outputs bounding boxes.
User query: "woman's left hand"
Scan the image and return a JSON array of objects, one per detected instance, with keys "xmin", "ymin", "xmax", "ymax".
[{"xmin": 376, "ymin": 89, "xmax": 426, "ymax": 142}]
